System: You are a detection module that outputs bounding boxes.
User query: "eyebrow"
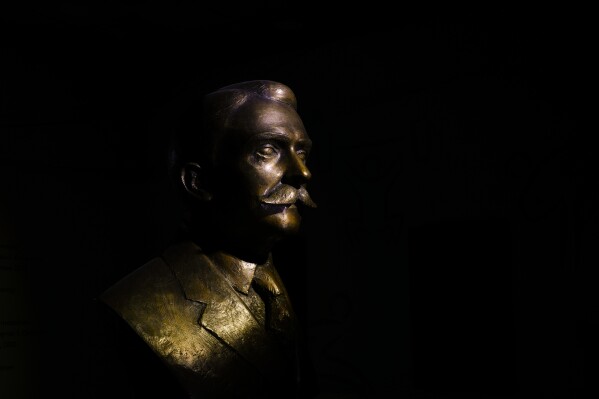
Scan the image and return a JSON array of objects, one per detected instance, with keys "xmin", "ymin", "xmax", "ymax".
[{"xmin": 253, "ymin": 131, "xmax": 312, "ymax": 148}]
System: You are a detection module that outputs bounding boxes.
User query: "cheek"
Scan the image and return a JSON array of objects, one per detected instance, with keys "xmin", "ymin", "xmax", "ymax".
[{"xmin": 241, "ymin": 163, "xmax": 283, "ymax": 196}]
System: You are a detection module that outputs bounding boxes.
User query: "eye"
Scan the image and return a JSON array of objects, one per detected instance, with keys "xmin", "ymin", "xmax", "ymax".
[{"xmin": 255, "ymin": 144, "xmax": 278, "ymax": 159}]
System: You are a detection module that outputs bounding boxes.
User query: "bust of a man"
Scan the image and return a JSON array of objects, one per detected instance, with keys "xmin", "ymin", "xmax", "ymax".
[{"xmin": 98, "ymin": 80, "xmax": 318, "ymax": 399}]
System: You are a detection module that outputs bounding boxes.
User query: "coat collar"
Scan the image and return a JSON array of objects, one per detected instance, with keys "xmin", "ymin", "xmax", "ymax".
[{"xmin": 162, "ymin": 240, "xmax": 286, "ymax": 374}]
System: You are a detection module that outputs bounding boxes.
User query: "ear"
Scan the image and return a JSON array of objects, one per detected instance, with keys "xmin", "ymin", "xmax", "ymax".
[{"xmin": 181, "ymin": 162, "xmax": 213, "ymax": 201}]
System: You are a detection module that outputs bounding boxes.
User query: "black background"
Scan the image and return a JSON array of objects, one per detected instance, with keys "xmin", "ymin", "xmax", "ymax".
[{"xmin": 1, "ymin": 4, "xmax": 597, "ymax": 398}]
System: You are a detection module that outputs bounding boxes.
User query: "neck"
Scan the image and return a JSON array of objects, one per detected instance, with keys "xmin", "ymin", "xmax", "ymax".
[{"xmin": 185, "ymin": 220, "xmax": 280, "ymax": 264}]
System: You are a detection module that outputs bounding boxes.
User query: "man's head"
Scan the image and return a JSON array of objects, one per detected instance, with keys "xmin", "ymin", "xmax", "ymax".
[{"xmin": 170, "ymin": 80, "xmax": 316, "ymax": 259}]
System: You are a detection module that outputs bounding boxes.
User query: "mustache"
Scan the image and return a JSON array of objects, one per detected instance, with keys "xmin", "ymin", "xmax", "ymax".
[{"xmin": 260, "ymin": 185, "xmax": 317, "ymax": 208}]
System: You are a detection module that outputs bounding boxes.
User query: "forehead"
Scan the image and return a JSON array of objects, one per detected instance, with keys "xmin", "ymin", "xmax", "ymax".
[{"xmin": 224, "ymin": 97, "xmax": 309, "ymax": 142}]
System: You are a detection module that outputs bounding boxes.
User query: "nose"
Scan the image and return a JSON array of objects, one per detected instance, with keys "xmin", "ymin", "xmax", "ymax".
[{"xmin": 283, "ymin": 152, "xmax": 312, "ymax": 187}]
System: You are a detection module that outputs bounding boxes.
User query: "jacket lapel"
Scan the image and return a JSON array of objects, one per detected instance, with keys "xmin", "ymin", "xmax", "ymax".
[{"xmin": 162, "ymin": 240, "xmax": 286, "ymax": 375}]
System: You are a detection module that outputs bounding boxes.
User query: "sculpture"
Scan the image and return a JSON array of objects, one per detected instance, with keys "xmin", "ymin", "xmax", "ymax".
[{"xmin": 98, "ymin": 80, "xmax": 318, "ymax": 398}]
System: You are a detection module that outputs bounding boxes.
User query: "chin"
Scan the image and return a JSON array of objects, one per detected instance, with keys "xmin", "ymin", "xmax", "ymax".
[{"xmin": 261, "ymin": 207, "xmax": 301, "ymax": 236}]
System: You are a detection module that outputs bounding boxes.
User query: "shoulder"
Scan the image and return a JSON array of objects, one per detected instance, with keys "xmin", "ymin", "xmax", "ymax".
[
  {"xmin": 97, "ymin": 240, "xmax": 229, "ymax": 350},
  {"xmin": 99, "ymin": 240, "xmax": 210, "ymax": 316},
  {"xmin": 100, "ymin": 256, "xmax": 178, "ymax": 314}
]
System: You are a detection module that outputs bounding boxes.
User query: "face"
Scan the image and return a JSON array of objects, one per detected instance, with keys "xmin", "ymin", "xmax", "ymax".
[{"xmin": 210, "ymin": 97, "xmax": 315, "ymax": 245}]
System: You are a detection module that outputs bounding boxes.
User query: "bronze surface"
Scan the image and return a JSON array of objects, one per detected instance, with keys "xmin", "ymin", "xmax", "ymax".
[{"xmin": 100, "ymin": 80, "xmax": 318, "ymax": 398}]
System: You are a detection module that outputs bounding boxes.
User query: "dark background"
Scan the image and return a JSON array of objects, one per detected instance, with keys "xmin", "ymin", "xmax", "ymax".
[{"xmin": 1, "ymin": 4, "xmax": 597, "ymax": 398}]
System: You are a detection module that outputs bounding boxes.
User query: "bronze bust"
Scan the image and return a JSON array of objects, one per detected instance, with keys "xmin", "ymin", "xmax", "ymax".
[{"xmin": 98, "ymin": 80, "xmax": 318, "ymax": 398}]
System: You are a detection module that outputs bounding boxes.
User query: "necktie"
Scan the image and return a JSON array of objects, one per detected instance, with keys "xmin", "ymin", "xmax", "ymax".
[
  {"xmin": 252, "ymin": 267, "xmax": 317, "ymax": 398},
  {"xmin": 252, "ymin": 267, "xmax": 297, "ymax": 345}
]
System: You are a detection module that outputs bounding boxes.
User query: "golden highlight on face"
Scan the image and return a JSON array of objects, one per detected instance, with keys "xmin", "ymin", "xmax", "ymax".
[{"xmin": 214, "ymin": 97, "xmax": 315, "ymax": 238}]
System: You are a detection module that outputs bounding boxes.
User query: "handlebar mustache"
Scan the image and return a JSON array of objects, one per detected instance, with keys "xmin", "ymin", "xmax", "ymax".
[{"xmin": 260, "ymin": 185, "xmax": 317, "ymax": 208}]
